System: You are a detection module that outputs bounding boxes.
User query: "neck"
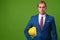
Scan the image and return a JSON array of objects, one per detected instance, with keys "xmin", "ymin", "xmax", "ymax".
[{"xmin": 39, "ymin": 12, "xmax": 46, "ymax": 15}]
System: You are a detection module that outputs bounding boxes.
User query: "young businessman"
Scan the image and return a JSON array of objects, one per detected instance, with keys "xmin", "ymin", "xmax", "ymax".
[{"xmin": 24, "ymin": 1, "xmax": 57, "ymax": 40}]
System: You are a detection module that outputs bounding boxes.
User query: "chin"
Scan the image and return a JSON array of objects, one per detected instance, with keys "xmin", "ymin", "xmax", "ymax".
[{"xmin": 40, "ymin": 12, "xmax": 45, "ymax": 15}]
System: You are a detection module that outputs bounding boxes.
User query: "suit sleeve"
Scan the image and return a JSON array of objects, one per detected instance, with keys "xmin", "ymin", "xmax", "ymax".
[
  {"xmin": 24, "ymin": 16, "xmax": 33, "ymax": 40},
  {"xmin": 51, "ymin": 17, "xmax": 58, "ymax": 40}
]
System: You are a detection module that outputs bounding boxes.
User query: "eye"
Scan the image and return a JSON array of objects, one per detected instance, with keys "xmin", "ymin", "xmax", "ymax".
[
  {"xmin": 42, "ymin": 6, "xmax": 45, "ymax": 8},
  {"xmin": 39, "ymin": 7, "xmax": 41, "ymax": 8}
]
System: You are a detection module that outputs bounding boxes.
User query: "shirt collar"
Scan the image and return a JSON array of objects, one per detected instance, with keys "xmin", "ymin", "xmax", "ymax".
[{"xmin": 39, "ymin": 13, "xmax": 46, "ymax": 17}]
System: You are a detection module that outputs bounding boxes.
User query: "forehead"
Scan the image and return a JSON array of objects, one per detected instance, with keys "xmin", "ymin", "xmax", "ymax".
[{"xmin": 39, "ymin": 3, "xmax": 45, "ymax": 7}]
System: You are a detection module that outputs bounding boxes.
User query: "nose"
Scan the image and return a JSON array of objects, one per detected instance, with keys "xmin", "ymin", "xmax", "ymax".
[{"xmin": 41, "ymin": 7, "xmax": 43, "ymax": 11}]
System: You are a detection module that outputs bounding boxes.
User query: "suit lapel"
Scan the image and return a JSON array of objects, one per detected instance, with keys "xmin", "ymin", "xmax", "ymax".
[{"xmin": 36, "ymin": 14, "xmax": 41, "ymax": 32}]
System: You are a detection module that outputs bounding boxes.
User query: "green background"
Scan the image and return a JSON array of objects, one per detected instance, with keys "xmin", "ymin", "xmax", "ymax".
[{"xmin": 0, "ymin": 0, "xmax": 60, "ymax": 40}]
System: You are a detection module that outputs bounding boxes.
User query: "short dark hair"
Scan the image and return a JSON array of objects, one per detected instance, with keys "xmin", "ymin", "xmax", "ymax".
[{"xmin": 37, "ymin": 1, "xmax": 47, "ymax": 7}]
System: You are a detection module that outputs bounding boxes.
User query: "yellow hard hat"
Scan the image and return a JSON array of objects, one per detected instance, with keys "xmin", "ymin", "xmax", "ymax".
[{"xmin": 28, "ymin": 26, "xmax": 36, "ymax": 37}]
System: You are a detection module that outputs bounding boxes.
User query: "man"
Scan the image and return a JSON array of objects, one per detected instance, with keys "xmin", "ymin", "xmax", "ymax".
[{"xmin": 24, "ymin": 1, "xmax": 57, "ymax": 40}]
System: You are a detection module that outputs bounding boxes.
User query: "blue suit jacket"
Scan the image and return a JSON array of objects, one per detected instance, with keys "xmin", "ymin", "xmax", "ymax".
[{"xmin": 24, "ymin": 14, "xmax": 57, "ymax": 40}]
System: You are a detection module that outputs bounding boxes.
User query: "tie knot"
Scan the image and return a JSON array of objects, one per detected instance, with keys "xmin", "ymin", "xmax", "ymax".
[{"xmin": 41, "ymin": 16, "xmax": 43, "ymax": 19}]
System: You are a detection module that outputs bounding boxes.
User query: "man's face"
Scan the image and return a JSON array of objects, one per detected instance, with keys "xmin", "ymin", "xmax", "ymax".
[{"xmin": 38, "ymin": 3, "xmax": 46, "ymax": 15}]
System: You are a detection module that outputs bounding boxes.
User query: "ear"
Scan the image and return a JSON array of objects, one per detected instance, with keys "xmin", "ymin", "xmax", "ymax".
[{"xmin": 46, "ymin": 6, "xmax": 47, "ymax": 9}]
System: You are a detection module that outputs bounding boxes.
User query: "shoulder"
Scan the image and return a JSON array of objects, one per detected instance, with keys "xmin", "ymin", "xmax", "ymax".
[
  {"xmin": 30, "ymin": 14, "xmax": 38, "ymax": 19},
  {"xmin": 46, "ymin": 14, "xmax": 55, "ymax": 20}
]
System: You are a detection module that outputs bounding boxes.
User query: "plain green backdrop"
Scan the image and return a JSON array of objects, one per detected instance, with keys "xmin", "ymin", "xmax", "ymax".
[{"xmin": 0, "ymin": 0, "xmax": 60, "ymax": 40}]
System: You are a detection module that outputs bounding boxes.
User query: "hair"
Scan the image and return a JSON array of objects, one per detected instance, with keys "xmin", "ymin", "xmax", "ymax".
[{"xmin": 37, "ymin": 1, "xmax": 47, "ymax": 7}]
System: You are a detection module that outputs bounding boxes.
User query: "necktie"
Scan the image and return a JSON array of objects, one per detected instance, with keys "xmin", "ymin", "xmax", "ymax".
[{"xmin": 40, "ymin": 16, "xmax": 43, "ymax": 30}]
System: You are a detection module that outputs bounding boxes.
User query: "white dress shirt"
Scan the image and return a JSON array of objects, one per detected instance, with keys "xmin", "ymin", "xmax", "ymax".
[{"xmin": 38, "ymin": 13, "xmax": 46, "ymax": 26}]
